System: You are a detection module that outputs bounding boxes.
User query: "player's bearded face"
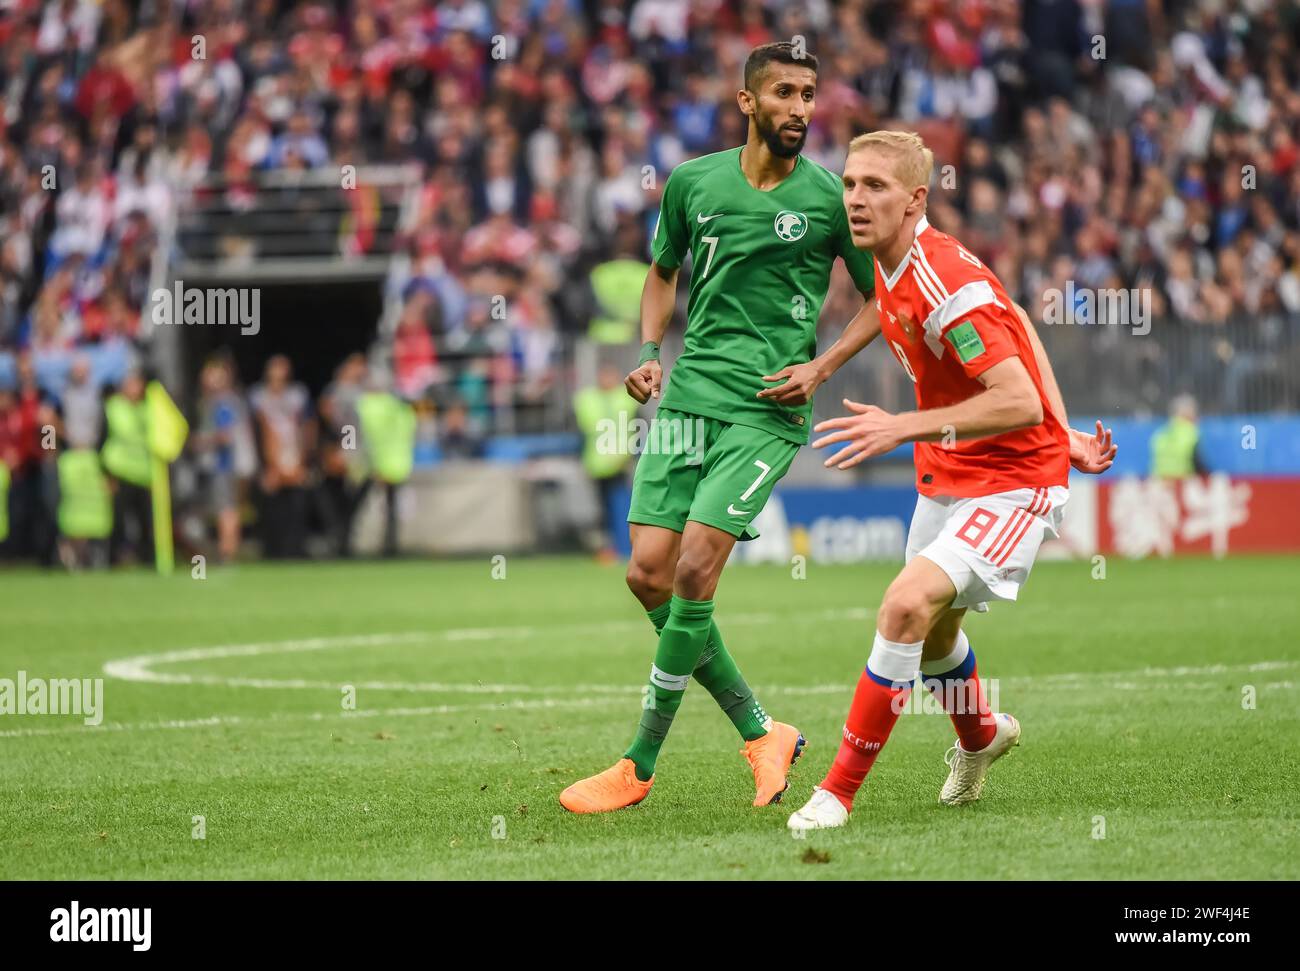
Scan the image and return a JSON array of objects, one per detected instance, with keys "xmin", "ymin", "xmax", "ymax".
[
  {"xmin": 747, "ymin": 66, "xmax": 814, "ymax": 159},
  {"xmin": 753, "ymin": 100, "xmax": 808, "ymax": 159}
]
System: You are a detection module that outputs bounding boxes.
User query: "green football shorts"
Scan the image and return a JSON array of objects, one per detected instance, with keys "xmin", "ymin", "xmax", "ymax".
[{"xmin": 626, "ymin": 408, "xmax": 800, "ymax": 540}]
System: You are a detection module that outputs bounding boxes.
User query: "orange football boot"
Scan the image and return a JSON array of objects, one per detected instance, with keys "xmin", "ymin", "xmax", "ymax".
[
  {"xmin": 741, "ymin": 720, "xmax": 807, "ymax": 806},
  {"xmin": 559, "ymin": 758, "xmax": 654, "ymax": 813}
]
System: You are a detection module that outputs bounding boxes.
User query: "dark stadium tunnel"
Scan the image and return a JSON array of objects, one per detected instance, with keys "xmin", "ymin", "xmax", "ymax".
[{"xmin": 177, "ymin": 278, "xmax": 384, "ymax": 397}]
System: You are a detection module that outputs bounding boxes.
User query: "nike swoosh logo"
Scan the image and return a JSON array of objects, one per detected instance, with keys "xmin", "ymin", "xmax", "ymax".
[
  {"xmin": 697, "ymin": 213, "xmax": 723, "ymax": 223},
  {"xmin": 727, "ymin": 504, "xmax": 745, "ymax": 516}
]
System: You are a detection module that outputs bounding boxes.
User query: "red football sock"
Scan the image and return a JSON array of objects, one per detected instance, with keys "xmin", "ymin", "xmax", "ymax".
[
  {"xmin": 921, "ymin": 631, "xmax": 996, "ymax": 752},
  {"xmin": 820, "ymin": 670, "xmax": 911, "ymax": 811},
  {"xmin": 946, "ymin": 664, "xmax": 995, "ymax": 752}
]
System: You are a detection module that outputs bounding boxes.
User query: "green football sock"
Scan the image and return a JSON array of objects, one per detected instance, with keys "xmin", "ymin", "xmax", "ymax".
[
  {"xmin": 645, "ymin": 600, "xmax": 671, "ymax": 632},
  {"xmin": 644, "ymin": 601, "xmax": 769, "ymax": 743},
  {"xmin": 624, "ymin": 596, "xmax": 714, "ymax": 781}
]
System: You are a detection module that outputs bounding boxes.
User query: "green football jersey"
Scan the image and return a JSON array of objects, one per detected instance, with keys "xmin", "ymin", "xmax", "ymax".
[{"xmin": 650, "ymin": 147, "xmax": 875, "ymax": 444}]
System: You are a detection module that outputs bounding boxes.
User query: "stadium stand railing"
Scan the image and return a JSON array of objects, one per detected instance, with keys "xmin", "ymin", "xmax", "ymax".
[
  {"xmin": 810, "ymin": 312, "xmax": 1300, "ymax": 424},
  {"xmin": 171, "ymin": 164, "xmax": 423, "ymax": 282}
]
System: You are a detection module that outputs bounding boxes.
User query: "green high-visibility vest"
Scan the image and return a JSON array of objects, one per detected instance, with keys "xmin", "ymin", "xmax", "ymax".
[
  {"xmin": 58, "ymin": 449, "xmax": 113, "ymax": 539},
  {"xmin": 101, "ymin": 394, "xmax": 152, "ymax": 487},
  {"xmin": 0, "ymin": 461, "xmax": 9, "ymax": 542},
  {"xmin": 1150, "ymin": 417, "xmax": 1199, "ymax": 479},
  {"xmin": 357, "ymin": 392, "xmax": 416, "ymax": 484},
  {"xmin": 575, "ymin": 385, "xmax": 637, "ymax": 479},
  {"xmin": 588, "ymin": 258, "xmax": 649, "ymax": 345}
]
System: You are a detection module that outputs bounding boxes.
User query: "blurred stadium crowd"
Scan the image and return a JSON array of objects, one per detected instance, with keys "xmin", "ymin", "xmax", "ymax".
[{"xmin": 1, "ymin": 0, "xmax": 1298, "ymax": 564}]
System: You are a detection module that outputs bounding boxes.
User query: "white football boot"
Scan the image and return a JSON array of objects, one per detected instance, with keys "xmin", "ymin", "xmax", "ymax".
[
  {"xmin": 939, "ymin": 712, "xmax": 1021, "ymax": 806},
  {"xmin": 787, "ymin": 786, "xmax": 850, "ymax": 831}
]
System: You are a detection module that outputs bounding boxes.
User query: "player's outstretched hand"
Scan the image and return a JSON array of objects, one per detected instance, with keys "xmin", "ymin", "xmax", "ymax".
[
  {"xmin": 812, "ymin": 399, "xmax": 903, "ymax": 470},
  {"xmin": 624, "ymin": 360, "xmax": 663, "ymax": 404},
  {"xmin": 757, "ymin": 361, "xmax": 824, "ymax": 406},
  {"xmin": 1069, "ymin": 420, "xmax": 1117, "ymax": 474}
]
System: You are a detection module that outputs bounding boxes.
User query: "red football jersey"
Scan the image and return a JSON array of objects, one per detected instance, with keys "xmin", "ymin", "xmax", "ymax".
[{"xmin": 874, "ymin": 216, "xmax": 1069, "ymax": 498}]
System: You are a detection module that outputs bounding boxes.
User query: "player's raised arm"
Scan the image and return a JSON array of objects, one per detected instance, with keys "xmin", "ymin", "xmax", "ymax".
[
  {"xmin": 813, "ymin": 352, "xmax": 1044, "ymax": 470},
  {"xmin": 812, "ymin": 292, "xmax": 883, "ymax": 377},
  {"xmin": 1012, "ymin": 302, "xmax": 1067, "ymax": 428},
  {"xmin": 1012, "ymin": 301, "xmax": 1118, "ymax": 474},
  {"xmin": 758, "ymin": 294, "xmax": 880, "ymax": 405}
]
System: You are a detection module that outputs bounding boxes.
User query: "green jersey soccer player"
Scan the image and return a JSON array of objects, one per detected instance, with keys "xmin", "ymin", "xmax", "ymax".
[{"xmin": 559, "ymin": 42, "xmax": 883, "ymax": 814}]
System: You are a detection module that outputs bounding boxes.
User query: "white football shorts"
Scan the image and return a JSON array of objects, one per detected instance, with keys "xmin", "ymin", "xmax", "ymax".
[{"xmin": 905, "ymin": 485, "xmax": 1069, "ymax": 611}]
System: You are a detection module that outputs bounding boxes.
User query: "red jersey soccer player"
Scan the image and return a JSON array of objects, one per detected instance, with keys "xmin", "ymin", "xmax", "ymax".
[{"xmin": 788, "ymin": 131, "xmax": 1117, "ymax": 830}]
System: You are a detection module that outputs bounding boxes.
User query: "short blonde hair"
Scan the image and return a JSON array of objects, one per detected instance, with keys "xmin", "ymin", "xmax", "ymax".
[{"xmin": 847, "ymin": 130, "xmax": 934, "ymax": 190}]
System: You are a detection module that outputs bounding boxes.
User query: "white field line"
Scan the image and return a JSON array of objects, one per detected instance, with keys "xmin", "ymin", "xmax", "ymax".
[
  {"xmin": 2, "ymin": 680, "xmax": 1294, "ymax": 741},
  {"xmin": 101, "ymin": 615, "xmax": 1300, "ymax": 696},
  {"xmin": 101, "ymin": 608, "xmax": 876, "ymax": 691},
  {"xmin": 0, "ymin": 696, "xmax": 621, "ymax": 739},
  {"xmin": 2, "ymin": 614, "xmax": 1291, "ymax": 741},
  {"xmin": 2, "ymin": 678, "xmax": 1294, "ymax": 741}
]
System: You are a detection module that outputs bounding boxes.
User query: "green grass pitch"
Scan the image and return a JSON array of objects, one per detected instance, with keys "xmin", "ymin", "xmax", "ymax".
[{"xmin": 1, "ymin": 554, "xmax": 1297, "ymax": 880}]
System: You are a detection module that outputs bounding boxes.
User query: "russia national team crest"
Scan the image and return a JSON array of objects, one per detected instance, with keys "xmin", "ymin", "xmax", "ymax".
[{"xmin": 774, "ymin": 210, "xmax": 808, "ymax": 241}]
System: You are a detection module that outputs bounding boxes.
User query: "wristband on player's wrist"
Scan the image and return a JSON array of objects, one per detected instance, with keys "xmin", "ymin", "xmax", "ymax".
[{"xmin": 638, "ymin": 341, "xmax": 660, "ymax": 366}]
